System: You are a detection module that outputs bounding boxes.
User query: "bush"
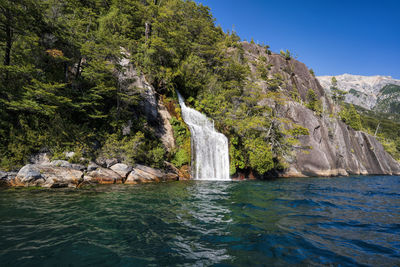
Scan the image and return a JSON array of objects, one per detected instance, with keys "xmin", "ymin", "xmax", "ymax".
[
  {"xmin": 305, "ymin": 89, "xmax": 322, "ymax": 115},
  {"xmin": 339, "ymin": 104, "xmax": 362, "ymax": 131},
  {"xmin": 101, "ymin": 131, "xmax": 165, "ymax": 168}
]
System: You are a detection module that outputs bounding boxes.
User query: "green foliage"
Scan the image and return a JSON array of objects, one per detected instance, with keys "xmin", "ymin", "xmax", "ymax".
[
  {"xmin": 0, "ymin": 0, "xmax": 321, "ymax": 176},
  {"xmin": 354, "ymin": 105, "xmax": 400, "ymax": 161},
  {"xmin": 170, "ymin": 116, "xmax": 191, "ymax": 168},
  {"xmin": 244, "ymin": 137, "xmax": 274, "ymax": 175},
  {"xmin": 289, "ymin": 126, "xmax": 310, "ymax": 137},
  {"xmin": 305, "ymin": 89, "xmax": 322, "ymax": 115},
  {"xmin": 380, "ymin": 84, "xmax": 400, "ymax": 95},
  {"xmin": 280, "ymin": 49, "xmax": 292, "ymax": 60},
  {"xmin": 330, "ymin": 76, "xmax": 347, "ymax": 103},
  {"xmin": 339, "ymin": 104, "xmax": 362, "ymax": 131},
  {"xmin": 101, "ymin": 132, "xmax": 165, "ymax": 168}
]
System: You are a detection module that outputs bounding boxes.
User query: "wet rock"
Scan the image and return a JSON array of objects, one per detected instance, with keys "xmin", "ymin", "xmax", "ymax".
[
  {"xmin": 110, "ymin": 163, "xmax": 132, "ymax": 178},
  {"xmin": 85, "ymin": 167, "xmax": 123, "ymax": 184},
  {"xmin": 0, "ymin": 171, "xmax": 13, "ymax": 187}
]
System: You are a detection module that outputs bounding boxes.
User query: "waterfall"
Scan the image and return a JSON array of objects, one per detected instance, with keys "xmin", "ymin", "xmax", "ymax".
[{"xmin": 177, "ymin": 92, "xmax": 230, "ymax": 180}]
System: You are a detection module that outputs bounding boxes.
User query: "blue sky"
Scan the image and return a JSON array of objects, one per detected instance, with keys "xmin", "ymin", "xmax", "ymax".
[{"xmin": 197, "ymin": 0, "xmax": 400, "ymax": 79}]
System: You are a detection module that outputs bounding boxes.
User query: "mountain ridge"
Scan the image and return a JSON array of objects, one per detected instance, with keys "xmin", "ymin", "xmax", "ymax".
[{"xmin": 317, "ymin": 74, "xmax": 400, "ymax": 111}]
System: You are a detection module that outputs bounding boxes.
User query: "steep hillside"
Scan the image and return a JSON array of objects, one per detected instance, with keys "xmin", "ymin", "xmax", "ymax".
[{"xmin": 240, "ymin": 44, "xmax": 400, "ymax": 177}]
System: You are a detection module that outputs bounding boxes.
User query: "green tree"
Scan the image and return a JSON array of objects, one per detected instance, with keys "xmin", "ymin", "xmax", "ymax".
[{"xmin": 330, "ymin": 76, "xmax": 347, "ymax": 103}]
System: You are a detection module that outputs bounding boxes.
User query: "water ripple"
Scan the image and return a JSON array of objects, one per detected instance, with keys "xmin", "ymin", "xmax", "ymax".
[{"xmin": 0, "ymin": 176, "xmax": 399, "ymax": 266}]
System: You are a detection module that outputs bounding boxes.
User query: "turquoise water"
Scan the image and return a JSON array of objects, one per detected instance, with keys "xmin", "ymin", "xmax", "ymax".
[{"xmin": 0, "ymin": 176, "xmax": 399, "ymax": 266}]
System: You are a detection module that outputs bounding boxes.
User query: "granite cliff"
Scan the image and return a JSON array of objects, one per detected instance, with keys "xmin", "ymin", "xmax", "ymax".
[{"xmin": 241, "ymin": 42, "xmax": 400, "ymax": 177}]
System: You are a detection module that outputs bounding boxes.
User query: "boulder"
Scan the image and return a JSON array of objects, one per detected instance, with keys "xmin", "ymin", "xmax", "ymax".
[
  {"xmin": 29, "ymin": 152, "xmax": 51, "ymax": 165},
  {"xmin": 106, "ymin": 158, "xmax": 119, "ymax": 168},
  {"xmin": 95, "ymin": 157, "xmax": 107, "ymax": 167},
  {"xmin": 87, "ymin": 162, "xmax": 99, "ymax": 171},
  {"xmin": 65, "ymin": 151, "xmax": 75, "ymax": 159},
  {"xmin": 110, "ymin": 163, "xmax": 132, "ymax": 178},
  {"xmin": 49, "ymin": 160, "xmax": 72, "ymax": 168},
  {"xmin": 85, "ymin": 167, "xmax": 123, "ymax": 184},
  {"xmin": 0, "ymin": 171, "xmax": 7, "ymax": 179},
  {"xmin": 0, "ymin": 171, "xmax": 14, "ymax": 187},
  {"xmin": 12, "ymin": 164, "xmax": 83, "ymax": 188},
  {"xmin": 125, "ymin": 164, "xmax": 178, "ymax": 184}
]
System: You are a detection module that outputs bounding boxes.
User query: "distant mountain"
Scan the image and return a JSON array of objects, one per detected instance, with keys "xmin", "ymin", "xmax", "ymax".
[{"xmin": 317, "ymin": 74, "xmax": 400, "ymax": 114}]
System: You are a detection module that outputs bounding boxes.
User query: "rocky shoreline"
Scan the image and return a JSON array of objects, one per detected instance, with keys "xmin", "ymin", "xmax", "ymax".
[{"xmin": 0, "ymin": 158, "xmax": 181, "ymax": 188}]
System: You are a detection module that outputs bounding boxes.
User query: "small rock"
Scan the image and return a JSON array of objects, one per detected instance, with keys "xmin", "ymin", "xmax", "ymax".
[
  {"xmin": 110, "ymin": 163, "xmax": 132, "ymax": 178},
  {"xmin": 49, "ymin": 160, "xmax": 72, "ymax": 168},
  {"xmin": 87, "ymin": 162, "xmax": 99, "ymax": 171},
  {"xmin": 95, "ymin": 158, "xmax": 107, "ymax": 167},
  {"xmin": 163, "ymin": 161, "xmax": 179, "ymax": 174},
  {"xmin": 70, "ymin": 164, "xmax": 86, "ymax": 171},
  {"xmin": 106, "ymin": 158, "xmax": 119, "ymax": 168},
  {"xmin": 0, "ymin": 171, "xmax": 7, "ymax": 179},
  {"xmin": 0, "ymin": 171, "xmax": 12, "ymax": 187},
  {"xmin": 29, "ymin": 152, "xmax": 51, "ymax": 165},
  {"xmin": 65, "ymin": 151, "xmax": 75, "ymax": 159}
]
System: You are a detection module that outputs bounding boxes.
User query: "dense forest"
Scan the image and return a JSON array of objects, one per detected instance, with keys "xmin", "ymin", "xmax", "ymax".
[{"xmin": 1, "ymin": 0, "xmax": 399, "ymax": 174}]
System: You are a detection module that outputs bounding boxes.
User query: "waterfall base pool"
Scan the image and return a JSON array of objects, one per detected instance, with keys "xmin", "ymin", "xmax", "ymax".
[{"xmin": 1, "ymin": 176, "xmax": 399, "ymax": 266}]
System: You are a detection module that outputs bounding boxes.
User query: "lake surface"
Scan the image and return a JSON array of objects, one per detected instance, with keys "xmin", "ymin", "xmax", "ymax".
[{"xmin": 0, "ymin": 176, "xmax": 399, "ymax": 266}]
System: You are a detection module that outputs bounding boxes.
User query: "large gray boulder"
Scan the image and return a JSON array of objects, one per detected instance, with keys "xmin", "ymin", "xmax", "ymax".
[
  {"xmin": 12, "ymin": 164, "xmax": 83, "ymax": 188},
  {"xmin": 110, "ymin": 163, "xmax": 132, "ymax": 178},
  {"xmin": 84, "ymin": 167, "xmax": 123, "ymax": 184},
  {"xmin": 125, "ymin": 164, "xmax": 178, "ymax": 184}
]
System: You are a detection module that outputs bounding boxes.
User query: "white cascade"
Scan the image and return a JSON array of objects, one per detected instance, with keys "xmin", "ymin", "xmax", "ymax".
[{"xmin": 177, "ymin": 92, "xmax": 230, "ymax": 180}]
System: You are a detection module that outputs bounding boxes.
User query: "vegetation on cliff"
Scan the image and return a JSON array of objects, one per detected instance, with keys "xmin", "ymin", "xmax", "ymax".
[{"xmin": 1, "ymin": 0, "xmax": 398, "ymax": 175}]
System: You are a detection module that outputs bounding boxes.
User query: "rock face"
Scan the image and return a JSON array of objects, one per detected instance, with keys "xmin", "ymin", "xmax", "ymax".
[
  {"xmin": 278, "ymin": 101, "xmax": 400, "ymax": 177},
  {"xmin": 241, "ymin": 42, "xmax": 400, "ymax": 177},
  {"xmin": 118, "ymin": 49, "xmax": 175, "ymax": 151},
  {"xmin": 317, "ymin": 74, "xmax": 400, "ymax": 112},
  {"xmin": 13, "ymin": 164, "xmax": 83, "ymax": 188}
]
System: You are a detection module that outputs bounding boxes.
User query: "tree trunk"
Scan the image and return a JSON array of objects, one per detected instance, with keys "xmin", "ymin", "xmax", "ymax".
[
  {"xmin": 145, "ymin": 22, "xmax": 151, "ymax": 42},
  {"xmin": 75, "ymin": 58, "xmax": 82, "ymax": 79},
  {"xmin": 4, "ymin": 24, "xmax": 12, "ymax": 66}
]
